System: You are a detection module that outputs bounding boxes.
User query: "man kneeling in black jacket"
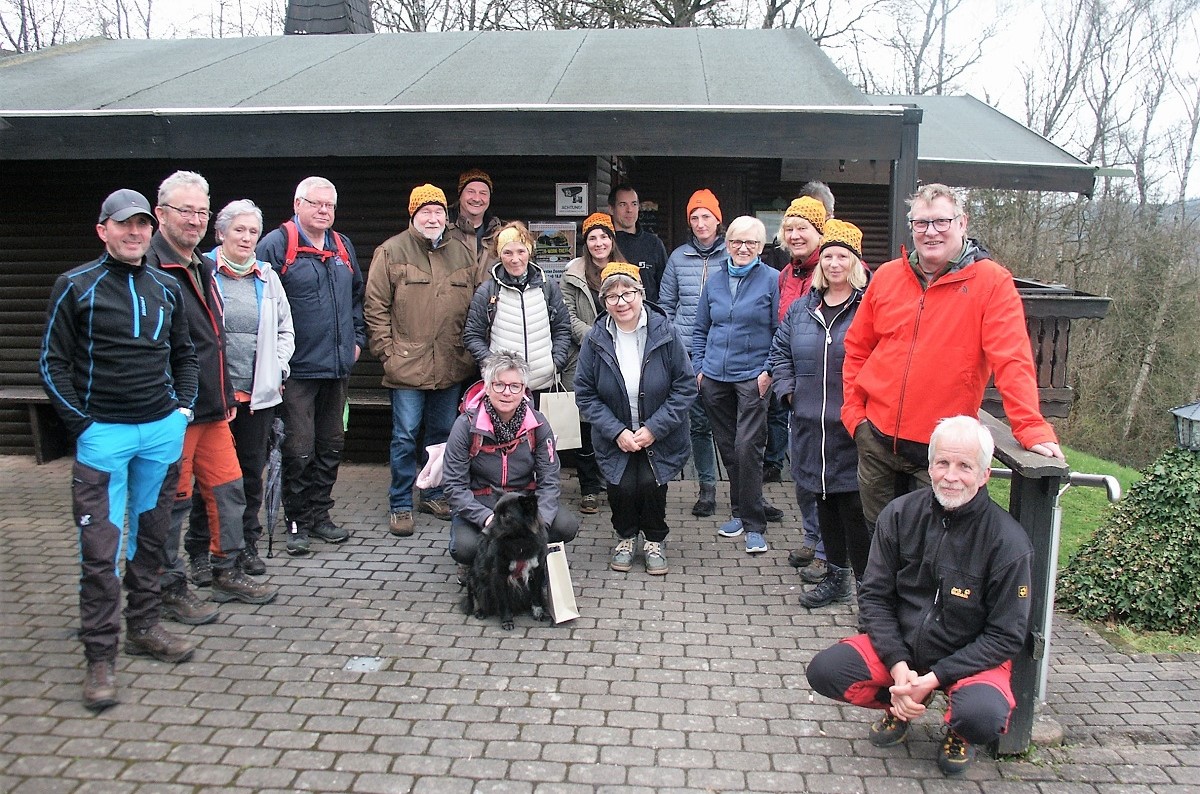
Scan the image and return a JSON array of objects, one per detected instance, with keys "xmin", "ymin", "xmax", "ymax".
[{"xmin": 806, "ymin": 415, "xmax": 1033, "ymax": 777}]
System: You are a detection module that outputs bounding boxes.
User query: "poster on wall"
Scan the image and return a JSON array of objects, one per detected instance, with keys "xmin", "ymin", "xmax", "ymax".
[
  {"xmin": 530, "ymin": 222, "xmax": 577, "ymax": 284},
  {"xmin": 555, "ymin": 183, "xmax": 588, "ymax": 216}
]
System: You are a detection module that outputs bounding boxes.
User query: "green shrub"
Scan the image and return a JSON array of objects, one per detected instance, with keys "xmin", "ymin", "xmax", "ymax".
[{"xmin": 1058, "ymin": 448, "xmax": 1200, "ymax": 633}]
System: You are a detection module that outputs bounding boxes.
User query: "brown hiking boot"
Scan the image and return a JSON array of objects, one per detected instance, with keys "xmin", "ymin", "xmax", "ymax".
[
  {"xmin": 124, "ymin": 623, "xmax": 195, "ymax": 663},
  {"xmin": 82, "ymin": 659, "xmax": 118, "ymax": 712},
  {"xmin": 418, "ymin": 498, "xmax": 452, "ymax": 520},
  {"xmin": 211, "ymin": 566, "xmax": 278, "ymax": 605},
  {"xmin": 161, "ymin": 584, "xmax": 219, "ymax": 625},
  {"xmin": 389, "ymin": 510, "xmax": 415, "ymax": 537}
]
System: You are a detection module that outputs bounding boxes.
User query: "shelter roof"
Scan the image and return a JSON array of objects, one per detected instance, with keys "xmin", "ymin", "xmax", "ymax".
[{"xmin": 870, "ymin": 94, "xmax": 1095, "ymax": 194}]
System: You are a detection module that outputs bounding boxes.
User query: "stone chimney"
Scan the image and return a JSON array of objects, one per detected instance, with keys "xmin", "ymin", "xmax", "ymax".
[{"xmin": 285, "ymin": 0, "xmax": 374, "ymax": 35}]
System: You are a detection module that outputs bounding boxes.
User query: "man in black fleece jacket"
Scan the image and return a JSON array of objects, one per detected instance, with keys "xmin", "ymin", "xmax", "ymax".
[
  {"xmin": 41, "ymin": 189, "xmax": 200, "ymax": 711},
  {"xmin": 806, "ymin": 415, "xmax": 1033, "ymax": 777}
]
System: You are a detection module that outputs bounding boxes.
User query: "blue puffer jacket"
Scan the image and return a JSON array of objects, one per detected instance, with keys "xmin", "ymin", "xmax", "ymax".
[
  {"xmin": 575, "ymin": 304, "xmax": 697, "ymax": 486},
  {"xmin": 257, "ymin": 220, "xmax": 365, "ymax": 380},
  {"xmin": 768, "ymin": 287, "xmax": 863, "ymax": 495},
  {"xmin": 692, "ymin": 259, "xmax": 779, "ymax": 382},
  {"xmin": 659, "ymin": 236, "xmax": 728, "ymax": 340}
]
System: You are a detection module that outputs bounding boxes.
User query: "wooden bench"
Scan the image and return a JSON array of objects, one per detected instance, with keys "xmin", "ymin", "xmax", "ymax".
[{"xmin": 0, "ymin": 386, "xmax": 72, "ymax": 464}]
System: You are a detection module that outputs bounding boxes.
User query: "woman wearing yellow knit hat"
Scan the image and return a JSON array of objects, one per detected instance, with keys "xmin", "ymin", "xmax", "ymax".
[{"xmin": 767, "ymin": 218, "xmax": 870, "ymax": 608}]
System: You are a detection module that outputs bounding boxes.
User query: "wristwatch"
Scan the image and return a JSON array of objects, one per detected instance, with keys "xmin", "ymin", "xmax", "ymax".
[{"xmin": 177, "ymin": 407, "xmax": 195, "ymax": 423}]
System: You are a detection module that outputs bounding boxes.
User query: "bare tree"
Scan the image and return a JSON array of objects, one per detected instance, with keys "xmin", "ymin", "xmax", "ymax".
[{"xmin": 0, "ymin": 0, "xmax": 74, "ymax": 51}]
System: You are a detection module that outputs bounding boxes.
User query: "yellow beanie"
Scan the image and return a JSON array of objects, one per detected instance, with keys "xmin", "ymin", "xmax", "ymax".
[
  {"xmin": 819, "ymin": 218, "xmax": 863, "ymax": 259},
  {"xmin": 599, "ymin": 262, "xmax": 641, "ymax": 283},
  {"xmin": 408, "ymin": 184, "xmax": 447, "ymax": 216},
  {"xmin": 496, "ymin": 226, "xmax": 525, "ymax": 250},
  {"xmin": 582, "ymin": 212, "xmax": 615, "ymax": 238},
  {"xmin": 785, "ymin": 196, "xmax": 827, "ymax": 233}
]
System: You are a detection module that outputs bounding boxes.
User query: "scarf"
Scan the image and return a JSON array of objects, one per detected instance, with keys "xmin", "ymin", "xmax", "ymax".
[
  {"xmin": 691, "ymin": 233, "xmax": 725, "ymax": 259},
  {"xmin": 727, "ymin": 257, "xmax": 759, "ymax": 279},
  {"xmin": 218, "ymin": 248, "xmax": 256, "ymax": 278},
  {"xmin": 483, "ymin": 395, "xmax": 528, "ymax": 445}
]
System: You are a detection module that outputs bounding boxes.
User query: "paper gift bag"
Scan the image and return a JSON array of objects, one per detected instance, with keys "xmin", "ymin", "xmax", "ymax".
[
  {"xmin": 545, "ymin": 541, "xmax": 580, "ymax": 623},
  {"xmin": 539, "ymin": 387, "xmax": 581, "ymax": 450}
]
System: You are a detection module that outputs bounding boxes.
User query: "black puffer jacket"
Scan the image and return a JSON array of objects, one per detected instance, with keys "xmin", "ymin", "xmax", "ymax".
[{"xmin": 859, "ymin": 486, "xmax": 1033, "ymax": 687}]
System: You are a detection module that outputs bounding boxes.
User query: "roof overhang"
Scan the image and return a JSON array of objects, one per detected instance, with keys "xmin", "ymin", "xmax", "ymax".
[{"xmin": 0, "ymin": 104, "xmax": 918, "ymax": 161}]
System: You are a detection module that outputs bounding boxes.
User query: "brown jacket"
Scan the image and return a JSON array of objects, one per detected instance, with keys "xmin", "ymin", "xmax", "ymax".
[{"xmin": 365, "ymin": 227, "xmax": 480, "ymax": 389}]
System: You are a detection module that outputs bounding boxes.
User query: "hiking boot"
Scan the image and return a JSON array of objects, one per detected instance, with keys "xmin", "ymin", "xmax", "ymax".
[
  {"xmin": 717, "ymin": 518, "xmax": 744, "ymax": 538},
  {"xmin": 764, "ymin": 501, "xmax": 784, "ymax": 522},
  {"xmin": 610, "ymin": 536, "xmax": 637, "ymax": 572},
  {"xmin": 82, "ymin": 659, "xmax": 118, "ymax": 712},
  {"xmin": 744, "ymin": 531, "xmax": 768, "ymax": 554},
  {"xmin": 161, "ymin": 584, "xmax": 219, "ymax": 626},
  {"xmin": 286, "ymin": 521, "xmax": 310, "ymax": 556},
  {"xmin": 691, "ymin": 483, "xmax": 717, "ymax": 517},
  {"xmin": 869, "ymin": 712, "xmax": 910, "ymax": 747},
  {"xmin": 643, "ymin": 540, "xmax": 668, "ymax": 575},
  {"xmin": 188, "ymin": 554, "xmax": 213, "ymax": 587},
  {"xmin": 799, "ymin": 564, "xmax": 853, "ymax": 608},
  {"xmin": 788, "ymin": 545, "xmax": 816, "ymax": 568},
  {"xmin": 800, "ymin": 558, "xmax": 828, "ymax": 583},
  {"xmin": 239, "ymin": 544, "xmax": 266, "ymax": 576},
  {"xmin": 211, "ymin": 566, "xmax": 278, "ymax": 605},
  {"xmin": 419, "ymin": 497, "xmax": 452, "ymax": 520},
  {"xmin": 579, "ymin": 493, "xmax": 600, "ymax": 514},
  {"xmin": 311, "ymin": 520, "xmax": 350, "ymax": 543},
  {"xmin": 762, "ymin": 464, "xmax": 782, "ymax": 483},
  {"xmin": 938, "ymin": 728, "xmax": 975, "ymax": 776},
  {"xmin": 124, "ymin": 623, "xmax": 195, "ymax": 663},
  {"xmin": 389, "ymin": 510, "xmax": 414, "ymax": 537}
]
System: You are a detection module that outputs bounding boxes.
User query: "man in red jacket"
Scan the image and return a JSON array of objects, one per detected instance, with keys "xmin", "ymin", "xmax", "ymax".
[{"xmin": 841, "ymin": 183, "xmax": 1063, "ymax": 532}]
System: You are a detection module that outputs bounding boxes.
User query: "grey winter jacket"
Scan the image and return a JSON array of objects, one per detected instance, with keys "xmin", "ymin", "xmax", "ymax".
[{"xmin": 659, "ymin": 236, "xmax": 728, "ymax": 339}]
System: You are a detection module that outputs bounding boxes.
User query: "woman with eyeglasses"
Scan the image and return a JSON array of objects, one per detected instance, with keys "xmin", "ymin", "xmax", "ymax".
[
  {"xmin": 692, "ymin": 216, "xmax": 781, "ymax": 555},
  {"xmin": 442, "ymin": 351, "xmax": 579, "ymax": 579},
  {"xmin": 574, "ymin": 264, "xmax": 696, "ymax": 575},
  {"xmin": 560, "ymin": 212, "xmax": 628, "ymax": 515},
  {"xmin": 768, "ymin": 220, "xmax": 870, "ymax": 608}
]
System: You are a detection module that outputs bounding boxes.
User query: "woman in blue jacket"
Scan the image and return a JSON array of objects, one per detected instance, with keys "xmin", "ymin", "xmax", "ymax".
[
  {"xmin": 768, "ymin": 220, "xmax": 870, "ymax": 607},
  {"xmin": 692, "ymin": 216, "xmax": 780, "ymax": 554},
  {"xmin": 575, "ymin": 263, "xmax": 696, "ymax": 575}
]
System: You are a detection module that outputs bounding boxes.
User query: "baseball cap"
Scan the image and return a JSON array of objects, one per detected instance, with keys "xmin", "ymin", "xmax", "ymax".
[{"xmin": 99, "ymin": 189, "xmax": 154, "ymax": 223}]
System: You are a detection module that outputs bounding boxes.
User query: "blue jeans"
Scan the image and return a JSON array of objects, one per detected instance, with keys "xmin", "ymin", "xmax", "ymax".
[
  {"xmin": 689, "ymin": 398, "xmax": 717, "ymax": 485},
  {"xmin": 389, "ymin": 385, "xmax": 461, "ymax": 511}
]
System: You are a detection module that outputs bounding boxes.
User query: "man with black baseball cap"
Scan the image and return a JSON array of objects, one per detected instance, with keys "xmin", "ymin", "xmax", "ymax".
[{"xmin": 41, "ymin": 188, "xmax": 200, "ymax": 712}]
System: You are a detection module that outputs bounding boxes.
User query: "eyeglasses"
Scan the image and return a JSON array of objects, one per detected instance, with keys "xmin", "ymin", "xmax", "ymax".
[
  {"xmin": 727, "ymin": 239, "xmax": 762, "ymax": 250},
  {"xmin": 909, "ymin": 215, "xmax": 961, "ymax": 233},
  {"xmin": 161, "ymin": 204, "xmax": 211, "ymax": 222},
  {"xmin": 490, "ymin": 381, "xmax": 525, "ymax": 395},
  {"xmin": 298, "ymin": 197, "xmax": 337, "ymax": 212},
  {"xmin": 603, "ymin": 290, "xmax": 642, "ymax": 306}
]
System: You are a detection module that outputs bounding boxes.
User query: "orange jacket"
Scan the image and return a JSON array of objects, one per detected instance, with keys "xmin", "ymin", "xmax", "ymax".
[{"xmin": 841, "ymin": 245, "xmax": 1056, "ymax": 449}]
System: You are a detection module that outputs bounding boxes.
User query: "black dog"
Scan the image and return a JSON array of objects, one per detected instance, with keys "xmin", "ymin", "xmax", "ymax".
[{"xmin": 462, "ymin": 492, "xmax": 550, "ymax": 630}]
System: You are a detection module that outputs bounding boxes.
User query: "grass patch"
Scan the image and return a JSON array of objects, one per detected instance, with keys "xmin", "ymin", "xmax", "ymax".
[
  {"xmin": 987, "ymin": 445, "xmax": 1141, "ymax": 569},
  {"xmin": 1100, "ymin": 623, "xmax": 1200, "ymax": 654}
]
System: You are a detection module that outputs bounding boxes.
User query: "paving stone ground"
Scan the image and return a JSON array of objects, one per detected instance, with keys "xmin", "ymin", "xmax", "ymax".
[{"xmin": 2, "ymin": 455, "xmax": 1198, "ymax": 793}]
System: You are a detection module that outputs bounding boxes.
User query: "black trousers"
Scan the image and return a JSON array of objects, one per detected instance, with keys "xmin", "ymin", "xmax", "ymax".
[
  {"xmin": 817, "ymin": 490, "xmax": 871, "ymax": 579},
  {"xmin": 280, "ymin": 377, "xmax": 347, "ymax": 529},
  {"xmin": 700, "ymin": 376, "xmax": 769, "ymax": 533},
  {"xmin": 607, "ymin": 450, "xmax": 669, "ymax": 542}
]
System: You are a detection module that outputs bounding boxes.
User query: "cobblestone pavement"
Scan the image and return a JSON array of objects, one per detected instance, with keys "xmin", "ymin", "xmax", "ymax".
[{"xmin": 2, "ymin": 455, "xmax": 1198, "ymax": 793}]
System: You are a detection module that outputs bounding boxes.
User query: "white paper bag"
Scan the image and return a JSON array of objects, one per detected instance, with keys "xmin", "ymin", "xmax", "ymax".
[{"xmin": 545, "ymin": 541, "xmax": 580, "ymax": 623}]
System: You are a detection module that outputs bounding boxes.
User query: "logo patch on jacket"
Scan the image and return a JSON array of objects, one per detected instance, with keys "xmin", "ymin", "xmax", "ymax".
[
  {"xmin": 1018, "ymin": 585, "xmax": 1029, "ymax": 598},
  {"xmin": 950, "ymin": 586, "xmax": 972, "ymax": 600}
]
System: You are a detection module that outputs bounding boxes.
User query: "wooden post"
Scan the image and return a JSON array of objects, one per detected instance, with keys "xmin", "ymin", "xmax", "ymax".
[{"xmin": 978, "ymin": 411, "xmax": 1068, "ymax": 755}]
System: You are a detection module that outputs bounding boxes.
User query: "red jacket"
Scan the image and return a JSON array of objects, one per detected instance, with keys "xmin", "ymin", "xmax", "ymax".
[
  {"xmin": 777, "ymin": 250, "xmax": 818, "ymax": 322},
  {"xmin": 841, "ymin": 244, "xmax": 1056, "ymax": 449}
]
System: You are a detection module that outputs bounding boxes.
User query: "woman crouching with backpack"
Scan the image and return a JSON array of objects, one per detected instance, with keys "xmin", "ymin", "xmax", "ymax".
[{"xmin": 442, "ymin": 350, "xmax": 579, "ymax": 582}]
